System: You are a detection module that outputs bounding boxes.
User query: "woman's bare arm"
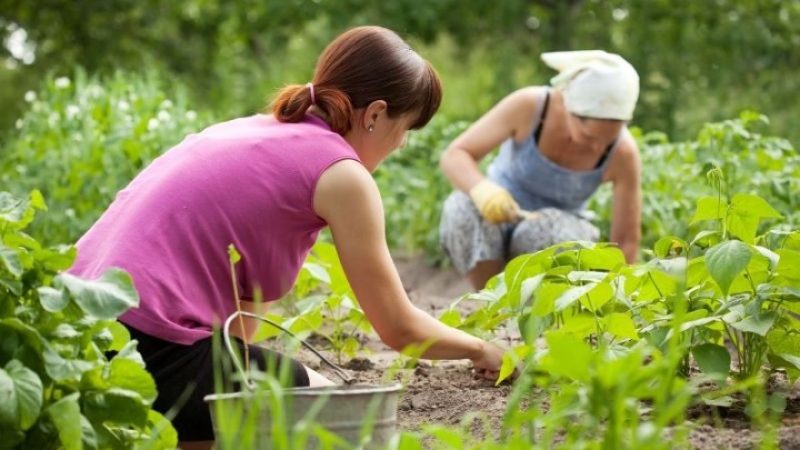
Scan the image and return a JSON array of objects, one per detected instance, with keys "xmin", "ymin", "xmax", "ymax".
[
  {"xmin": 314, "ymin": 160, "xmax": 504, "ymax": 373},
  {"xmin": 440, "ymin": 87, "xmax": 543, "ymax": 192}
]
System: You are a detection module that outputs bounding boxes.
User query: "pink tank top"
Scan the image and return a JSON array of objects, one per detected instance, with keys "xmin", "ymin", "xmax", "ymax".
[{"xmin": 69, "ymin": 114, "xmax": 359, "ymax": 344}]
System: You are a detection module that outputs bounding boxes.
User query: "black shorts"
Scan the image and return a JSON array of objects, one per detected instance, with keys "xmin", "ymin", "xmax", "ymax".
[{"xmin": 123, "ymin": 323, "xmax": 310, "ymax": 442}]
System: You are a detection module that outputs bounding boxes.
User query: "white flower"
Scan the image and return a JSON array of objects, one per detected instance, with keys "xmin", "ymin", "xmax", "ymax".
[
  {"xmin": 148, "ymin": 118, "xmax": 160, "ymax": 131},
  {"xmin": 88, "ymin": 84, "xmax": 104, "ymax": 98},
  {"xmin": 15, "ymin": 119, "xmax": 23, "ymax": 129},
  {"xmin": 55, "ymin": 77, "xmax": 71, "ymax": 89},
  {"xmin": 66, "ymin": 104, "xmax": 80, "ymax": 120},
  {"xmin": 24, "ymin": 91, "xmax": 36, "ymax": 102},
  {"xmin": 65, "ymin": 208, "xmax": 75, "ymax": 218},
  {"xmin": 159, "ymin": 99, "xmax": 173, "ymax": 109},
  {"xmin": 157, "ymin": 110, "xmax": 171, "ymax": 122},
  {"xmin": 48, "ymin": 112, "xmax": 60, "ymax": 125},
  {"xmin": 117, "ymin": 100, "xmax": 130, "ymax": 111},
  {"xmin": 185, "ymin": 110, "xmax": 197, "ymax": 121}
]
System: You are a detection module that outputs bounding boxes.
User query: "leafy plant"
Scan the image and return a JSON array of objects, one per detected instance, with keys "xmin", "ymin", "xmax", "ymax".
[
  {"xmin": 252, "ymin": 242, "xmax": 373, "ymax": 364},
  {"xmin": 1, "ymin": 70, "xmax": 211, "ymax": 245},
  {"xmin": 0, "ymin": 190, "xmax": 176, "ymax": 449}
]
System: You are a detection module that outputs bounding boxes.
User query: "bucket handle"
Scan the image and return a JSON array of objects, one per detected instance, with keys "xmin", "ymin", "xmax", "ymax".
[{"xmin": 223, "ymin": 310, "xmax": 355, "ymax": 389}]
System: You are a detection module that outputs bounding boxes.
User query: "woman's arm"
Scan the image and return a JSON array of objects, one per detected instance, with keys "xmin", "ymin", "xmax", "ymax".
[
  {"xmin": 314, "ymin": 160, "xmax": 504, "ymax": 375},
  {"xmin": 440, "ymin": 87, "xmax": 543, "ymax": 192},
  {"xmin": 606, "ymin": 134, "xmax": 642, "ymax": 263}
]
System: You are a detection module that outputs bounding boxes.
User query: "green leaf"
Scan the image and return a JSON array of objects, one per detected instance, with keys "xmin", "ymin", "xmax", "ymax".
[
  {"xmin": 0, "ymin": 368, "xmax": 17, "ymax": 427},
  {"xmin": 705, "ymin": 241, "xmax": 752, "ymax": 295},
  {"xmin": 302, "ymin": 262, "xmax": 330, "ymax": 284},
  {"xmin": 82, "ymin": 388, "xmax": 149, "ymax": 428},
  {"xmin": 497, "ymin": 345, "xmax": 530, "ymax": 385},
  {"xmin": 730, "ymin": 193, "xmax": 782, "ymax": 219},
  {"xmin": 29, "ymin": 190, "xmax": 47, "ymax": 211},
  {"xmin": 729, "ymin": 311, "xmax": 777, "ymax": 337},
  {"xmin": 107, "ymin": 321, "xmax": 131, "ymax": 352},
  {"xmin": 531, "ymin": 282, "xmax": 566, "ymax": 316},
  {"xmin": 57, "ymin": 268, "xmax": 139, "ymax": 319},
  {"xmin": 727, "ymin": 212, "xmax": 760, "ymax": 244},
  {"xmin": 604, "ymin": 313, "xmax": 639, "ymax": 340},
  {"xmin": 5, "ymin": 361, "xmax": 42, "ymax": 430},
  {"xmin": 777, "ymin": 249, "xmax": 800, "ymax": 281},
  {"xmin": 38, "ymin": 286, "xmax": 69, "ymax": 312},
  {"xmin": 540, "ymin": 331, "xmax": 592, "ymax": 382},
  {"xmin": 47, "ymin": 393, "xmax": 83, "ymax": 450},
  {"xmin": 0, "ymin": 245, "xmax": 22, "ymax": 278},
  {"xmin": 554, "ymin": 282, "xmax": 597, "ymax": 311},
  {"xmin": 577, "ymin": 246, "xmax": 626, "ymax": 271},
  {"xmin": 692, "ymin": 344, "xmax": 731, "ymax": 379},
  {"xmin": 690, "ymin": 196, "xmax": 726, "ymax": 224},
  {"xmin": 438, "ymin": 308, "xmax": 461, "ymax": 327},
  {"xmin": 142, "ymin": 410, "xmax": 178, "ymax": 450},
  {"xmin": 654, "ymin": 236, "xmax": 687, "ymax": 258}
]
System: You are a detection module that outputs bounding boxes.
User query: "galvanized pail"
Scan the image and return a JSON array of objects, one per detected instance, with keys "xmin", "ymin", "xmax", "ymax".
[{"xmin": 204, "ymin": 311, "xmax": 403, "ymax": 449}]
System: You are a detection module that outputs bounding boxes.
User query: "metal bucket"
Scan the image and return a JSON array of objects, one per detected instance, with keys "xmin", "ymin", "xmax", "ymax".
[{"xmin": 204, "ymin": 311, "xmax": 403, "ymax": 449}]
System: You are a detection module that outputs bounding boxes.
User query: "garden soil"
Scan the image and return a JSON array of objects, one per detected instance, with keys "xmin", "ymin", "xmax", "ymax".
[{"xmin": 283, "ymin": 256, "xmax": 800, "ymax": 449}]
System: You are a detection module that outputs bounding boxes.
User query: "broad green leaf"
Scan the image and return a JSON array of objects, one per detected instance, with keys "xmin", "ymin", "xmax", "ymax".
[
  {"xmin": 29, "ymin": 190, "xmax": 46, "ymax": 211},
  {"xmin": 604, "ymin": 313, "xmax": 639, "ymax": 340},
  {"xmin": 83, "ymin": 388, "xmax": 148, "ymax": 428},
  {"xmin": 689, "ymin": 230, "xmax": 721, "ymax": 249},
  {"xmin": 727, "ymin": 212, "xmax": 760, "ymax": 244},
  {"xmin": 554, "ymin": 282, "xmax": 597, "ymax": 311},
  {"xmin": 578, "ymin": 281, "xmax": 613, "ymax": 312},
  {"xmin": 532, "ymin": 282, "xmax": 566, "ymax": 316},
  {"xmin": 754, "ymin": 246, "xmax": 780, "ymax": 272},
  {"xmin": 729, "ymin": 311, "xmax": 777, "ymax": 336},
  {"xmin": 438, "ymin": 308, "xmax": 461, "ymax": 327},
  {"xmin": 0, "ymin": 368, "xmax": 17, "ymax": 427},
  {"xmin": 705, "ymin": 241, "xmax": 752, "ymax": 295},
  {"xmin": 37, "ymin": 286, "xmax": 69, "ymax": 312},
  {"xmin": 690, "ymin": 196, "xmax": 726, "ymax": 224},
  {"xmin": 777, "ymin": 249, "xmax": 800, "ymax": 281},
  {"xmin": 143, "ymin": 410, "xmax": 178, "ymax": 450},
  {"xmin": 517, "ymin": 274, "xmax": 545, "ymax": 309},
  {"xmin": 57, "ymin": 268, "xmax": 139, "ymax": 319},
  {"xmin": 5, "ymin": 361, "xmax": 42, "ymax": 430},
  {"xmin": 0, "ymin": 245, "xmax": 22, "ymax": 278},
  {"xmin": 497, "ymin": 345, "xmax": 530, "ymax": 385},
  {"xmin": 730, "ymin": 193, "xmax": 782, "ymax": 219},
  {"xmin": 302, "ymin": 262, "xmax": 330, "ymax": 284},
  {"xmin": 107, "ymin": 321, "xmax": 131, "ymax": 352},
  {"xmin": 104, "ymin": 359, "xmax": 157, "ymax": 403},
  {"xmin": 654, "ymin": 236, "xmax": 687, "ymax": 258},
  {"xmin": 577, "ymin": 246, "xmax": 626, "ymax": 271},
  {"xmin": 692, "ymin": 344, "xmax": 731, "ymax": 379},
  {"xmin": 559, "ymin": 312, "xmax": 596, "ymax": 338},
  {"xmin": 48, "ymin": 393, "xmax": 83, "ymax": 450},
  {"xmin": 540, "ymin": 331, "xmax": 592, "ymax": 383}
]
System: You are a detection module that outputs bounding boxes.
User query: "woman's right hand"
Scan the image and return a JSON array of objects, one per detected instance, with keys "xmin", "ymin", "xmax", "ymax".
[{"xmin": 471, "ymin": 340, "xmax": 507, "ymax": 381}]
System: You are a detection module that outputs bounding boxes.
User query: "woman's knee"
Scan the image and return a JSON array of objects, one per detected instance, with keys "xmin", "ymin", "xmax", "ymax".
[{"xmin": 509, "ymin": 208, "xmax": 598, "ymax": 256}]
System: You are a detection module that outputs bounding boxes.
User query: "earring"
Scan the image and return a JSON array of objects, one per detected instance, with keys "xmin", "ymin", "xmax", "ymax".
[{"xmin": 368, "ymin": 124, "xmax": 374, "ymax": 133}]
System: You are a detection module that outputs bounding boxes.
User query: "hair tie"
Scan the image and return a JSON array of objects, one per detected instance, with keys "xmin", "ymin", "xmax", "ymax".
[{"xmin": 306, "ymin": 82, "xmax": 316, "ymax": 105}]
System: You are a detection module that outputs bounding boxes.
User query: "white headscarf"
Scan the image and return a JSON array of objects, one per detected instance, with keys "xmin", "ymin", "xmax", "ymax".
[{"xmin": 541, "ymin": 50, "xmax": 639, "ymax": 121}]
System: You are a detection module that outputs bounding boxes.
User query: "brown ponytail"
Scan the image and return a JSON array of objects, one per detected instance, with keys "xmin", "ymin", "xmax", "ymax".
[{"xmin": 271, "ymin": 26, "xmax": 442, "ymax": 135}]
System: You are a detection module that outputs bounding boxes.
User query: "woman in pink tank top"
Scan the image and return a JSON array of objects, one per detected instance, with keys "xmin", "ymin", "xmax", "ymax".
[{"xmin": 70, "ymin": 26, "xmax": 506, "ymax": 447}]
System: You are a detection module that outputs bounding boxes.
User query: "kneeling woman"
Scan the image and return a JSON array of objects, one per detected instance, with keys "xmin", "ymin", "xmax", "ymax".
[
  {"xmin": 70, "ymin": 26, "xmax": 505, "ymax": 447},
  {"xmin": 440, "ymin": 50, "xmax": 643, "ymax": 289}
]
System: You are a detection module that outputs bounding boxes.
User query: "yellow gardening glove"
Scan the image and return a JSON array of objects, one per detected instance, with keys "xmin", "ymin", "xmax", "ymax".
[{"xmin": 468, "ymin": 179, "xmax": 520, "ymax": 224}]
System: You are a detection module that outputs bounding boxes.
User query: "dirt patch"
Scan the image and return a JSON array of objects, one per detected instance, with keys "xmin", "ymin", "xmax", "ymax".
[{"xmin": 287, "ymin": 256, "xmax": 800, "ymax": 448}]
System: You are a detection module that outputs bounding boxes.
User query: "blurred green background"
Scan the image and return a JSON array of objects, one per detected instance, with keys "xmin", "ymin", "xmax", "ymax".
[{"xmin": 1, "ymin": 0, "xmax": 799, "ymax": 142}]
